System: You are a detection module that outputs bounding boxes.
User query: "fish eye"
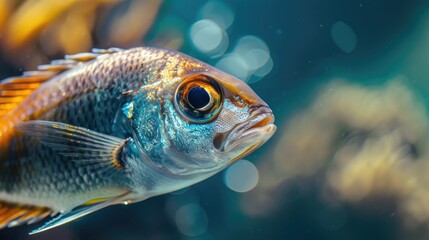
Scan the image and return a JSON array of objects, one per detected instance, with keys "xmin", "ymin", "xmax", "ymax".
[
  {"xmin": 187, "ymin": 86, "xmax": 211, "ymax": 110},
  {"xmin": 175, "ymin": 74, "xmax": 222, "ymax": 123}
]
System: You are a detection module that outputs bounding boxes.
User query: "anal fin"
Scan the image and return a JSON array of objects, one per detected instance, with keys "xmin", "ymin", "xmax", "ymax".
[
  {"xmin": 30, "ymin": 192, "xmax": 131, "ymax": 235},
  {"xmin": 0, "ymin": 201, "xmax": 54, "ymax": 229}
]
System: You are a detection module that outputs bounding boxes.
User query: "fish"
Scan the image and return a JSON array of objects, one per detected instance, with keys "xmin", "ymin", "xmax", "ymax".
[{"xmin": 0, "ymin": 47, "xmax": 276, "ymax": 233}]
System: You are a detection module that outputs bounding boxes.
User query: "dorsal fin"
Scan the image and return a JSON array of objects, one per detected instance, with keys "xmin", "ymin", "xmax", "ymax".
[
  {"xmin": 0, "ymin": 48, "xmax": 123, "ymax": 117},
  {"xmin": 0, "ymin": 201, "xmax": 55, "ymax": 229}
]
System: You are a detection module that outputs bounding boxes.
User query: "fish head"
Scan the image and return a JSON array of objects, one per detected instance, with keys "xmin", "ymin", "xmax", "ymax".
[{"xmin": 130, "ymin": 51, "xmax": 276, "ymax": 178}]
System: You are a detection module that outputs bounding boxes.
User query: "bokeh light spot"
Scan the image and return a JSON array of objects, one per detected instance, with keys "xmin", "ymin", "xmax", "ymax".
[
  {"xmin": 244, "ymin": 48, "xmax": 270, "ymax": 71},
  {"xmin": 198, "ymin": 1, "xmax": 234, "ymax": 29},
  {"xmin": 253, "ymin": 57, "xmax": 273, "ymax": 78},
  {"xmin": 190, "ymin": 19, "xmax": 228, "ymax": 56},
  {"xmin": 234, "ymin": 35, "xmax": 270, "ymax": 55},
  {"xmin": 224, "ymin": 159, "xmax": 259, "ymax": 193},
  {"xmin": 231, "ymin": 35, "xmax": 272, "ymax": 83},
  {"xmin": 175, "ymin": 204, "xmax": 209, "ymax": 237},
  {"xmin": 216, "ymin": 54, "xmax": 250, "ymax": 81},
  {"xmin": 331, "ymin": 21, "xmax": 357, "ymax": 53}
]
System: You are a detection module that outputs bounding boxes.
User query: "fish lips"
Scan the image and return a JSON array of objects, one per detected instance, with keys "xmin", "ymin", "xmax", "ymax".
[{"xmin": 214, "ymin": 106, "xmax": 276, "ymax": 155}]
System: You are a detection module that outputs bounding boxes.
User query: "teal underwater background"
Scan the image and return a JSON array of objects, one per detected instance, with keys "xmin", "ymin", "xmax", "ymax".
[{"xmin": 1, "ymin": 0, "xmax": 429, "ymax": 239}]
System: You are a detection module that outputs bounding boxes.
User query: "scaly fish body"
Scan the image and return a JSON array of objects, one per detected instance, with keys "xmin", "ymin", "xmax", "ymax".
[{"xmin": 0, "ymin": 47, "xmax": 276, "ymax": 232}]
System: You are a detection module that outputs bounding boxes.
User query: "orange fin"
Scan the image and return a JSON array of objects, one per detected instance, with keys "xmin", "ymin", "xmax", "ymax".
[
  {"xmin": 0, "ymin": 201, "xmax": 55, "ymax": 229},
  {"xmin": 0, "ymin": 48, "xmax": 123, "ymax": 118}
]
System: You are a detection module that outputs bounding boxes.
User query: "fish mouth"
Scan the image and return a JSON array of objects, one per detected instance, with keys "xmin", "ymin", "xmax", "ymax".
[{"xmin": 214, "ymin": 105, "xmax": 276, "ymax": 153}]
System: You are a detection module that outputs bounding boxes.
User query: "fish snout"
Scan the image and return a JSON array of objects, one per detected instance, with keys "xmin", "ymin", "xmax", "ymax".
[{"xmin": 214, "ymin": 104, "xmax": 276, "ymax": 153}]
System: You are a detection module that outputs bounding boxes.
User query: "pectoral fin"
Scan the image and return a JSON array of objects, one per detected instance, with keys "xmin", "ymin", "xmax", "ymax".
[
  {"xmin": 29, "ymin": 192, "xmax": 131, "ymax": 235},
  {"xmin": 16, "ymin": 120, "xmax": 129, "ymax": 170},
  {"xmin": 15, "ymin": 121, "xmax": 135, "ymax": 234}
]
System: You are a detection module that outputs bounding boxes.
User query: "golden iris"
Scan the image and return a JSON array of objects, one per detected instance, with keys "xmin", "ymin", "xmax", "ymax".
[{"xmin": 175, "ymin": 74, "xmax": 222, "ymax": 123}]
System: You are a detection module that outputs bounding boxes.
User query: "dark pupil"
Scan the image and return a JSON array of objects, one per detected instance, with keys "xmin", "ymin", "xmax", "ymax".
[{"xmin": 187, "ymin": 87, "xmax": 210, "ymax": 109}]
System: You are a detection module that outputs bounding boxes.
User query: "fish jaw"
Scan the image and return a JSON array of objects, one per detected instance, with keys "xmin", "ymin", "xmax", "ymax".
[{"xmin": 214, "ymin": 105, "xmax": 276, "ymax": 163}]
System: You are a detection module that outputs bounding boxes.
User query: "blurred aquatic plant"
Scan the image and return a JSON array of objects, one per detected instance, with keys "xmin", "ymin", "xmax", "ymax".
[
  {"xmin": 0, "ymin": 0, "xmax": 166, "ymax": 69},
  {"xmin": 242, "ymin": 78, "xmax": 429, "ymax": 233}
]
